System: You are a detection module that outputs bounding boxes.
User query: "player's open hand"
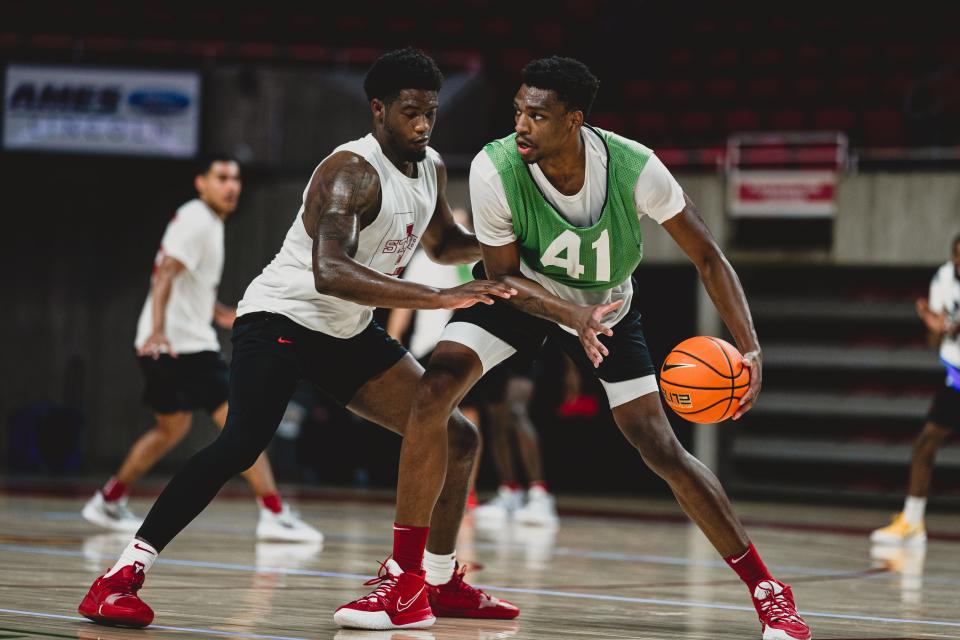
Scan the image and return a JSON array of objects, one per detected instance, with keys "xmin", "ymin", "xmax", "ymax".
[
  {"xmin": 733, "ymin": 349, "xmax": 762, "ymax": 420},
  {"xmin": 138, "ymin": 332, "xmax": 176, "ymax": 359},
  {"xmin": 438, "ymin": 280, "xmax": 517, "ymax": 310},
  {"xmin": 571, "ymin": 299, "xmax": 624, "ymax": 368}
]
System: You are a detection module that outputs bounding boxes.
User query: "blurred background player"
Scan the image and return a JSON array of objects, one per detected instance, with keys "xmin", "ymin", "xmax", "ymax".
[
  {"xmin": 81, "ymin": 155, "xmax": 321, "ymax": 543},
  {"xmin": 387, "ymin": 211, "xmax": 558, "ymax": 526},
  {"xmin": 469, "ymin": 366, "xmax": 558, "ymax": 527},
  {"xmin": 872, "ymin": 232, "xmax": 960, "ymax": 546}
]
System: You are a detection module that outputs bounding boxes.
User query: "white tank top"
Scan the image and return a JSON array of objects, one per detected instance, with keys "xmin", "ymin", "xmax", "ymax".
[
  {"xmin": 134, "ymin": 199, "xmax": 224, "ymax": 354},
  {"xmin": 237, "ymin": 134, "xmax": 440, "ymax": 338}
]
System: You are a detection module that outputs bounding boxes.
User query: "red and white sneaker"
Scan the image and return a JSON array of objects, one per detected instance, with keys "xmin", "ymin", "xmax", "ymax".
[
  {"xmin": 78, "ymin": 563, "xmax": 154, "ymax": 628},
  {"xmin": 751, "ymin": 580, "xmax": 811, "ymax": 640},
  {"xmin": 334, "ymin": 558, "xmax": 435, "ymax": 630},
  {"xmin": 427, "ymin": 563, "xmax": 519, "ymax": 619}
]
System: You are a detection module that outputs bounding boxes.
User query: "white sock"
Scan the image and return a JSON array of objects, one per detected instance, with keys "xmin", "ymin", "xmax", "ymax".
[
  {"xmin": 104, "ymin": 539, "xmax": 159, "ymax": 578},
  {"xmin": 423, "ymin": 550, "xmax": 456, "ymax": 586},
  {"xmin": 903, "ymin": 496, "xmax": 927, "ymax": 526}
]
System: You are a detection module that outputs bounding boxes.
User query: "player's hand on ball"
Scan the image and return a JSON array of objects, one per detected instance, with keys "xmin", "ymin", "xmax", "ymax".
[
  {"xmin": 733, "ymin": 349, "xmax": 762, "ymax": 420},
  {"xmin": 438, "ymin": 280, "xmax": 517, "ymax": 310},
  {"xmin": 571, "ymin": 299, "xmax": 624, "ymax": 368}
]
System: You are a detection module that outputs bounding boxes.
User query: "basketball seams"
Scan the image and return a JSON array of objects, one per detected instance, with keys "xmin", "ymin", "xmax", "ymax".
[
  {"xmin": 669, "ymin": 349, "xmax": 738, "ymax": 379},
  {"xmin": 706, "ymin": 337, "xmax": 736, "ymax": 420},
  {"xmin": 671, "ymin": 396, "xmax": 732, "ymax": 416},
  {"xmin": 659, "ymin": 380, "xmax": 750, "ymax": 391}
]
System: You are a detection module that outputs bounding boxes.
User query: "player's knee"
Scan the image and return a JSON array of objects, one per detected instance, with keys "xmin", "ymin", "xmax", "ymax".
[
  {"xmin": 416, "ymin": 368, "xmax": 469, "ymax": 415},
  {"xmin": 154, "ymin": 421, "xmax": 190, "ymax": 446},
  {"xmin": 206, "ymin": 433, "xmax": 263, "ymax": 476},
  {"xmin": 639, "ymin": 437, "xmax": 686, "ymax": 475},
  {"xmin": 447, "ymin": 412, "xmax": 479, "ymax": 458}
]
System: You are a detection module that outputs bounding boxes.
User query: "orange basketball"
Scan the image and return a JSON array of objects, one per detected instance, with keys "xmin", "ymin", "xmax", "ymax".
[{"xmin": 660, "ymin": 336, "xmax": 750, "ymax": 424}]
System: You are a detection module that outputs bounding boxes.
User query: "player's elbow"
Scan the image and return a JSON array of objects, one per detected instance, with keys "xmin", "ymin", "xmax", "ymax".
[
  {"xmin": 693, "ymin": 245, "xmax": 726, "ymax": 279},
  {"xmin": 313, "ymin": 257, "xmax": 347, "ymax": 295}
]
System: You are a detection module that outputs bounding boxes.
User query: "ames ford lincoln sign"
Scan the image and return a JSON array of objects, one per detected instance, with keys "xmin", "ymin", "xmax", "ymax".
[{"xmin": 4, "ymin": 65, "xmax": 200, "ymax": 158}]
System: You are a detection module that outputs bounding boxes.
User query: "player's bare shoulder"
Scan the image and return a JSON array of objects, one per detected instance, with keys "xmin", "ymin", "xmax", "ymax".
[
  {"xmin": 302, "ymin": 151, "xmax": 383, "ymax": 237},
  {"xmin": 427, "ymin": 147, "xmax": 447, "ymax": 187}
]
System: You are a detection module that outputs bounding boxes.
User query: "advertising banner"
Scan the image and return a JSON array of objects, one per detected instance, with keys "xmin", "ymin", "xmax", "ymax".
[{"xmin": 4, "ymin": 65, "xmax": 200, "ymax": 157}]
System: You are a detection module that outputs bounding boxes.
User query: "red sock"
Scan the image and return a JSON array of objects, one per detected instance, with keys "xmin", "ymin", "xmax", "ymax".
[
  {"xmin": 502, "ymin": 482, "xmax": 521, "ymax": 491},
  {"xmin": 529, "ymin": 481, "xmax": 549, "ymax": 492},
  {"xmin": 724, "ymin": 542, "xmax": 773, "ymax": 589},
  {"xmin": 392, "ymin": 523, "xmax": 429, "ymax": 574},
  {"xmin": 101, "ymin": 477, "xmax": 128, "ymax": 502},
  {"xmin": 259, "ymin": 492, "xmax": 283, "ymax": 514}
]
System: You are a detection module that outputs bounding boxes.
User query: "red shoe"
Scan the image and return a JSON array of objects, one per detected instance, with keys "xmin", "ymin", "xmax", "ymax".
[
  {"xmin": 427, "ymin": 563, "xmax": 519, "ymax": 619},
  {"xmin": 751, "ymin": 580, "xmax": 811, "ymax": 640},
  {"xmin": 334, "ymin": 558, "xmax": 435, "ymax": 630},
  {"xmin": 78, "ymin": 564, "xmax": 154, "ymax": 628}
]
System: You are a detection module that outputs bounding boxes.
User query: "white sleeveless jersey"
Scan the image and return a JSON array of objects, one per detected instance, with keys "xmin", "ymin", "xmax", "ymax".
[
  {"xmin": 238, "ymin": 134, "xmax": 440, "ymax": 338},
  {"xmin": 134, "ymin": 198, "xmax": 224, "ymax": 354}
]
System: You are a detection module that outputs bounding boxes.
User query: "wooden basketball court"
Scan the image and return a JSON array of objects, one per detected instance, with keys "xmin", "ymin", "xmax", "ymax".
[{"xmin": 1, "ymin": 490, "xmax": 958, "ymax": 639}]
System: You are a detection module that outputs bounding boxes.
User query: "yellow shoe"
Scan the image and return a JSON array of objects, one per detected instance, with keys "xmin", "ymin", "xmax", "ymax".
[{"xmin": 870, "ymin": 512, "xmax": 926, "ymax": 546}]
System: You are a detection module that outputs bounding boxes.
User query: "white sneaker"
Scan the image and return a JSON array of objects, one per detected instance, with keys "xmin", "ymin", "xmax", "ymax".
[
  {"xmin": 515, "ymin": 485, "xmax": 559, "ymax": 527},
  {"xmin": 255, "ymin": 540, "xmax": 323, "ymax": 571},
  {"xmin": 81, "ymin": 492, "xmax": 142, "ymax": 533},
  {"xmin": 256, "ymin": 503, "xmax": 324, "ymax": 543},
  {"xmin": 473, "ymin": 486, "xmax": 523, "ymax": 521}
]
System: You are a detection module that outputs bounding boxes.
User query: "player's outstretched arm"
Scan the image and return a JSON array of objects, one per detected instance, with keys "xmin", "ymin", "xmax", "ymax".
[
  {"xmin": 420, "ymin": 156, "xmax": 482, "ymax": 265},
  {"xmin": 306, "ymin": 151, "xmax": 514, "ymax": 311},
  {"xmin": 662, "ymin": 194, "xmax": 761, "ymax": 419},
  {"xmin": 482, "ymin": 241, "xmax": 622, "ymax": 368}
]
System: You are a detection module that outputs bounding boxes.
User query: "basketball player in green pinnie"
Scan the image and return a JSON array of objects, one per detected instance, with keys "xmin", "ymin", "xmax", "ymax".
[{"xmin": 396, "ymin": 56, "xmax": 812, "ymax": 640}]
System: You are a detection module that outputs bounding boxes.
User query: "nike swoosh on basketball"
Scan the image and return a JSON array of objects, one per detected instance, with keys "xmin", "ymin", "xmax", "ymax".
[
  {"xmin": 663, "ymin": 362, "xmax": 696, "ymax": 371},
  {"xmin": 133, "ymin": 543, "xmax": 156, "ymax": 555},
  {"xmin": 396, "ymin": 586, "xmax": 424, "ymax": 612}
]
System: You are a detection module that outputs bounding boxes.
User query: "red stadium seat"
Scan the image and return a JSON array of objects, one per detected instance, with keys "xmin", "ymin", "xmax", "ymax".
[
  {"xmin": 665, "ymin": 48, "xmax": 697, "ymax": 69},
  {"xmin": 813, "ymin": 107, "xmax": 855, "ymax": 131},
  {"xmin": 837, "ymin": 43, "xmax": 874, "ymax": 67},
  {"xmin": 623, "ymin": 80, "xmax": 656, "ymax": 105},
  {"xmin": 863, "ymin": 109, "xmax": 905, "ymax": 146},
  {"xmin": 745, "ymin": 76, "xmax": 782, "ymax": 102},
  {"xmin": 703, "ymin": 76, "xmax": 737, "ymax": 102},
  {"xmin": 590, "ymin": 111, "xmax": 625, "ymax": 132},
  {"xmin": 708, "ymin": 48, "xmax": 739, "ymax": 69},
  {"xmin": 768, "ymin": 109, "xmax": 807, "ymax": 130},
  {"xmin": 677, "ymin": 110, "xmax": 715, "ymax": 139},
  {"xmin": 664, "ymin": 79, "xmax": 696, "ymax": 103},
  {"xmin": 723, "ymin": 109, "xmax": 760, "ymax": 132},
  {"xmin": 632, "ymin": 111, "xmax": 669, "ymax": 137},
  {"xmin": 834, "ymin": 74, "xmax": 871, "ymax": 100},
  {"xmin": 792, "ymin": 75, "xmax": 826, "ymax": 101}
]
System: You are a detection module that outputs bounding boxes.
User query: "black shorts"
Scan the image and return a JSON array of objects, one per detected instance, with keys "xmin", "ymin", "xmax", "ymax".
[
  {"xmin": 445, "ymin": 283, "xmax": 657, "ymax": 408},
  {"xmin": 928, "ymin": 384, "xmax": 960, "ymax": 430},
  {"xmin": 232, "ymin": 312, "xmax": 408, "ymax": 406},
  {"xmin": 137, "ymin": 351, "xmax": 229, "ymax": 415}
]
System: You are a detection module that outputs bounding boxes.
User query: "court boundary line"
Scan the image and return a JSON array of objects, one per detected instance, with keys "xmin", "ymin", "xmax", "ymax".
[
  {"xmin": 2, "ymin": 544, "xmax": 959, "ymax": 630},
  {"xmin": 0, "ymin": 608, "xmax": 309, "ymax": 640}
]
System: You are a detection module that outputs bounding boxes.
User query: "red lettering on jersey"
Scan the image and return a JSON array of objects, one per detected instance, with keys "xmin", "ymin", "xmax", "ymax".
[{"xmin": 382, "ymin": 222, "xmax": 418, "ymax": 276}]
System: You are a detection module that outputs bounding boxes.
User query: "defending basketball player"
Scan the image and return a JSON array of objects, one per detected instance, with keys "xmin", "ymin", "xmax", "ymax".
[
  {"xmin": 78, "ymin": 48, "xmax": 519, "ymax": 630},
  {"xmin": 81, "ymin": 155, "xmax": 320, "ymax": 544},
  {"xmin": 871, "ymin": 233, "xmax": 960, "ymax": 546},
  {"xmin": 390, "ymin": 57, "xmax": 812, "ymax": 640}
]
